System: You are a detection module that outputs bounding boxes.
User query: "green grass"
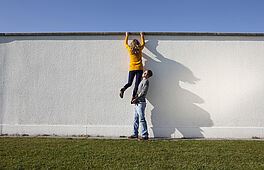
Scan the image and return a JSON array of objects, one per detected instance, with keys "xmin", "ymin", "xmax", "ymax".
[{"xmin": 0, "ymin": 137, "xmax": 264, "ymax": 169}]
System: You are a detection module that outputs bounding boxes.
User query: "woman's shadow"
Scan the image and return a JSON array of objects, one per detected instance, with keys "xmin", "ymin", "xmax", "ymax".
[{"xmin": 143, "ymin": 39, "xmax": 213, "ymax": 138}]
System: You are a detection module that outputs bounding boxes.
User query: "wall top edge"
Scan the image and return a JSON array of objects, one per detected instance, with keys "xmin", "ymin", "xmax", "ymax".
[{"xmin": 1, "ymin": 32, "xmax": 264, "ymax": 37}]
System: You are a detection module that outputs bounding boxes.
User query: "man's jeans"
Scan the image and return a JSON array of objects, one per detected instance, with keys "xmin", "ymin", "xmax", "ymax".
[{"xmin": 133, "ymin": 102, "xmax": 148, "ymax": 138}]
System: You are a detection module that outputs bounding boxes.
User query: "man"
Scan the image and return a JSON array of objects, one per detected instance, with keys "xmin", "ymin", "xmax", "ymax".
[{"xmin": 128, "ymin": 69, "xmax": 153, "ymax": 140}]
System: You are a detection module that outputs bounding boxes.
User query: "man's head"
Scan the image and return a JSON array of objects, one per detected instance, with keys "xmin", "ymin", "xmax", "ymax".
[{"xmin": 142, "ymin": 69, "xmax": 153, "ymax": 79}]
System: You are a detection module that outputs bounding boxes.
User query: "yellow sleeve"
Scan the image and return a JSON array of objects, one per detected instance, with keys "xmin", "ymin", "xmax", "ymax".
[
  {"xmin": 125, "ymin": 36, "xmax": 130, "ymax": 51},
  {"xmin": 140, "ymin": 35, "xmax": 145, "ymax": 50}
]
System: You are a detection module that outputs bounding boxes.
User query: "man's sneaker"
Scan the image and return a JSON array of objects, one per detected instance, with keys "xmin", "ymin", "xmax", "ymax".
[
  {"xmin": 139, "ymin": 136, "xmax": 149, "ymax": 140},
  {"xmin": 120, "ymin": 88, "xmax": 125, "ymax": 98},
  {"xmin": 128, "ymin": 135, "xmax": 138, "ymax": 139}
]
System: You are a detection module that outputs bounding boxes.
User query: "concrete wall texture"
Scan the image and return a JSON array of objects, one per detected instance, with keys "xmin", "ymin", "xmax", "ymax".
[{"xmin": 1, "ymin": 33, "xmax": 264, "ymax": 138}]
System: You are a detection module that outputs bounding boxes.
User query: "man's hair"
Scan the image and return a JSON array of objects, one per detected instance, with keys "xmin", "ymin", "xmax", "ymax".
[{"xmin": 146, "ymin": 69, "xmax": 153, "ymax": 77}]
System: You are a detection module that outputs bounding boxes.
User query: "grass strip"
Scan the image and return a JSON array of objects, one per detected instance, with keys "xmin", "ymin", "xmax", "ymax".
[{"xmin": 0, "ymin": 137, "xmax": 264, "ymax": 169}]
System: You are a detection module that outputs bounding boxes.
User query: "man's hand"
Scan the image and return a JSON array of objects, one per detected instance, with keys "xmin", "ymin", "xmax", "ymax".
[
  {"xmin": 126, "ymin": 32, "xmax": 129, "ymax": 36},
  {"xmin": 131, "ymin": 98, "xmax": 138, "ymax": 104},
  {"xmin": 131, "ymin": 93, "xmax": 143, "ymax": 104},
  {"xmin": 131, "ymin": 94, "xmax": 140, "ymax": 104}
]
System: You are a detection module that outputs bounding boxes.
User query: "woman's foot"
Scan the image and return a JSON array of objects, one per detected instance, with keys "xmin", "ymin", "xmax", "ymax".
[{"xmin": 120, "ymin": 88, "xmax": 125, "ymax": 98}]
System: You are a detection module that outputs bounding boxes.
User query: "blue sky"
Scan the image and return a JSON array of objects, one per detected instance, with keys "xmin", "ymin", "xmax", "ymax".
[{"xmin": 1, "ymin": 0, "xmax": 264, "ymax": 33}]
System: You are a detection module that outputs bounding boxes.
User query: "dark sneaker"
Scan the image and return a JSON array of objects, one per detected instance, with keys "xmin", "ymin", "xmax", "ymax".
[
  {"xmin": 120, "ymin": 88, "xmax": 125, "ymax": 98},
  {"xmin": 139, "ymin": 136, "xmax": 149, "ymax": 140},
  {"xmin": 128, "ymin": 135, "xmax": 138, "ymax": 139}
]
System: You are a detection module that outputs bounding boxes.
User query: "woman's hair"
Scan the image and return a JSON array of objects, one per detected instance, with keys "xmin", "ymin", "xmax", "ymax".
[{"xmin": 130, "ymin": 39, "xmax": 141, "ymax": 55}]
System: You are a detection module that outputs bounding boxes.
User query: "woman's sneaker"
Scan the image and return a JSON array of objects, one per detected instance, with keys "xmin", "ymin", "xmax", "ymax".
[{"xmin": 120, "ymin": 88, "xmax": 125, "ymax": 98}]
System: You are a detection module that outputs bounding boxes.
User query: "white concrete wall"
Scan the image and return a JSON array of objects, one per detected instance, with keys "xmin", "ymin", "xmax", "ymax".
[{"xmin": 1, "ymin": 35, "xmax": 264, "ymax": 138}]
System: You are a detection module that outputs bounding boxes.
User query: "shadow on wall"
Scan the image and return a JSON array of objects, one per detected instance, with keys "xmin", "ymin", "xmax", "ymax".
[{"xmin": 143, "ymin": 40, "xmax": 213, "ymax": 138}]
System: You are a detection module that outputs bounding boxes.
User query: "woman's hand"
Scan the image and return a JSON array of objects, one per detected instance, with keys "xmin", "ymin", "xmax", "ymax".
[{"xmin": 126, "ymin": 32, "xmax": 129, "ymax": 36}]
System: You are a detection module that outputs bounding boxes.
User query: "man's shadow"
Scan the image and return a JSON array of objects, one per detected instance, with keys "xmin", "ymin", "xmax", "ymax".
[{"xmin": 143, "ymin": 39, "xmax": 213, "ymax": 138}]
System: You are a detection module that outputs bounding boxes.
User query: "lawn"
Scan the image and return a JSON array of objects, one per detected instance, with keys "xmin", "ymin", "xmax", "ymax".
[{"xmin": 0, "ymin": 137, "xmax": 264, "ymax": 169}]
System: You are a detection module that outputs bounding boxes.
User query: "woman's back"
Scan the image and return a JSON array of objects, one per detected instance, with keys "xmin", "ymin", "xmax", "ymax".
[{"xmin": 125, "ymin": 35, "xmax": 145, "ymax": 71}]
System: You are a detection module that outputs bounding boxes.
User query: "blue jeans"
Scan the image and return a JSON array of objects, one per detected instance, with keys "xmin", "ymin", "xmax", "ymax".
[
  {"xmin": 133, "ymin": 102, "xmax": 148, "ymax": 138},
  {"xmin": 124, "ymin": 70, "xmax": 143, "ymax": 97}
]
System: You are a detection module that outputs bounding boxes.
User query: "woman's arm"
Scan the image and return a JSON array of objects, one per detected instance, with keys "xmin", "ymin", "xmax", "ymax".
[
  {"xmin": 125, "ymin": 32, "xmax": 130, "ymax": 50},
  {"xmin": 140, "ymin": 32, "xmax": 145, "ymax": 50}
]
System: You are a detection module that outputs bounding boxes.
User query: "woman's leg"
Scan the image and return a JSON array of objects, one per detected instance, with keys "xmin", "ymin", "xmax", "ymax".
[
  {"xmin": 120, "ymin": 71, "xmax": 136, "ymax": 98},
  {"xmin": 132, "ymin": 70, "xmax": 143, "ymax": 97},
  {"xmin": 124, "ymin": 71, "xmax": 136, "ymax": 89}
]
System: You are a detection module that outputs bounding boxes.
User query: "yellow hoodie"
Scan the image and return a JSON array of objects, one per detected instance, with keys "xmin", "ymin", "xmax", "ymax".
[{"xmin": 125, "ymin": 35, "xmax": 145, "ymax": 71}]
